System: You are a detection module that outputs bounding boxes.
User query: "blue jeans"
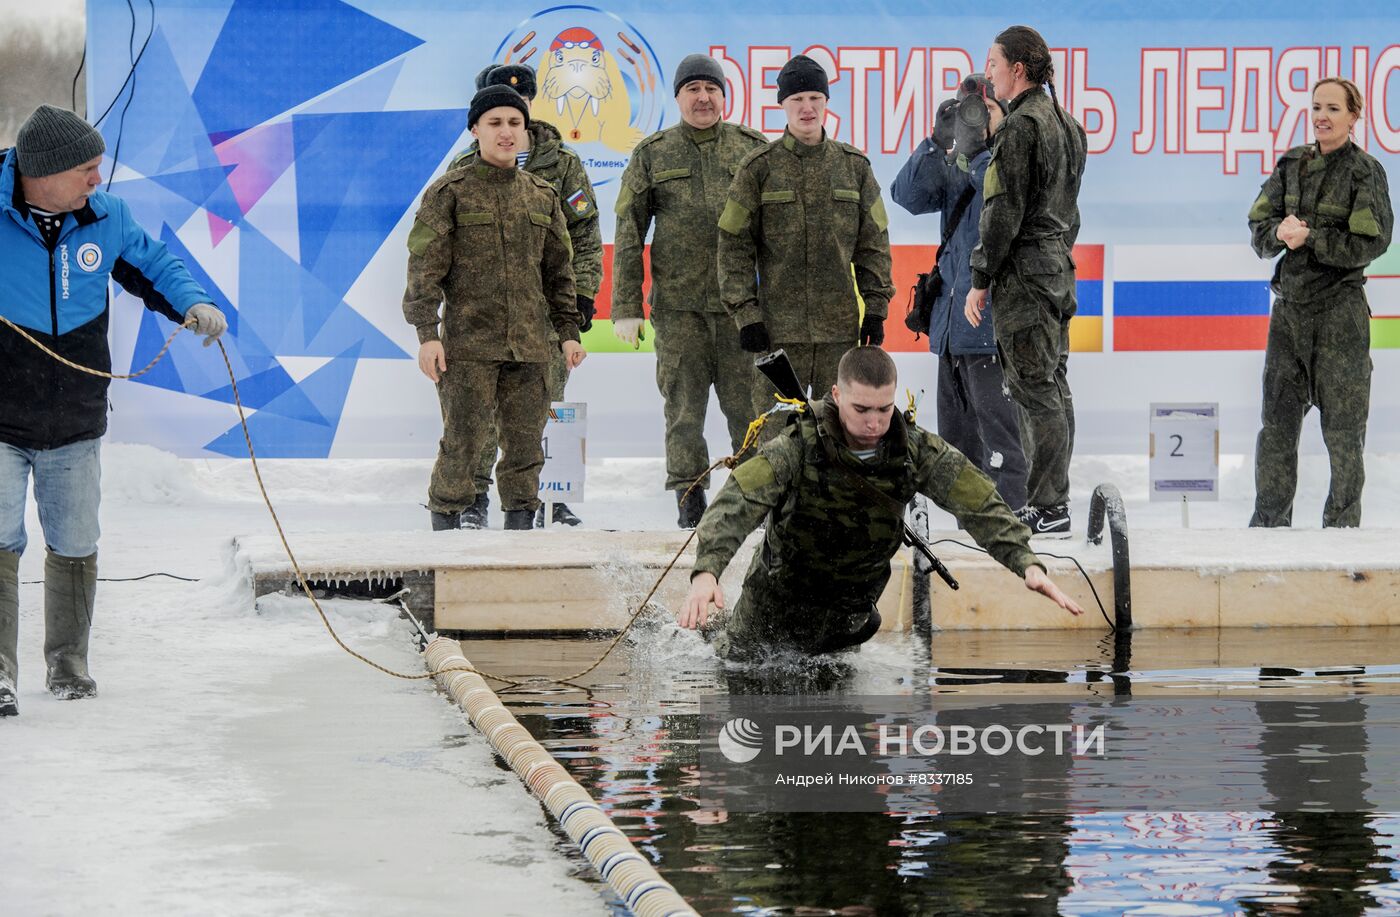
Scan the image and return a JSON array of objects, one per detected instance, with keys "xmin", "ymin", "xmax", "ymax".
[{"xmin": 0, "ymin": 438, "xmax": 102, "ymax": 557}]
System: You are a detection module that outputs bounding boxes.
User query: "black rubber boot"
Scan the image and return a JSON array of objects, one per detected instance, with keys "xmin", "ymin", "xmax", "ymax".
[
  {"xmin": 460, "ymin": 493, "xmax": 490, "ymax": 529},
  {"xmin": 503, "ymin": 509, "xmax": 535, "ymax": 530},
  {"xmin": 676, "ymin": 488, "xmax": 708, "ymax": 529},
  {"xmin": 430, "ymin": 509, "xmax": 460, "ymax": 531},
  {"xmin": 535, "ymin": 503, "xmax": 583, "ymax": 528},
  {"xmin": 1, "ymin": 549, "xmax": 18, "ymax": 716},
  {"xmin": 44, "ymin": 550, "xmax": 98, "ymax": 700}
]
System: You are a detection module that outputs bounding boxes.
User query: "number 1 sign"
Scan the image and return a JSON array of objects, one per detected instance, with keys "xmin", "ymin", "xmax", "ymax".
[{"xmin": 1149, "ymin": 403, "xmax": 1218, "ymax": 502}]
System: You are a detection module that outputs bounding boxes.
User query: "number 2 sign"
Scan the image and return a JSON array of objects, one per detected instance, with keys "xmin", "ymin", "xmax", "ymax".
[{"xmin": 1149, "ymin": 403, "xmax": 1219, "ymax": 502}]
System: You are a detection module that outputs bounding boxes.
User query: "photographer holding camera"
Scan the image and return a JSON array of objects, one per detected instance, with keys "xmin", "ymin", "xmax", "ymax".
[{"xmin": 892, "ymin": 74, "xmax": 1027, "ymax": 517}]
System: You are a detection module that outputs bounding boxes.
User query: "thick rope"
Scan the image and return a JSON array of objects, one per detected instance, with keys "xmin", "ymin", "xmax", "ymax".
[{"xmin": 1, "ymin": 314, "xmax": 784, "ymax": 687}]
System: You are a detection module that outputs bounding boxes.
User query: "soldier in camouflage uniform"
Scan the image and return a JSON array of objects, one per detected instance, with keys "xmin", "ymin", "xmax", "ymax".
[
  {"xmin": 1248, "ymin": 78, "xmax": 1393, "ymax": 528},
  {"xmin": 966, "ymin": 26, "xmax": 1087, "ymax": 538},
  {"xmin": 717, "ymin": 54, "xmax": 894, "ymax": 407},
  {"xmin": 613, "ymin": 54, "xmax": 769, "ymax": 528},
  {"xmin": 453, "ymin": 64, "xmax": 602, "ymax": 528},
  {"xmin": 677, "ymin": 347, "xmax": 1082, "ymax": 660},
  {"xmin": 403, "ymin": 86, "xmax": 585, "ymax": 531}
]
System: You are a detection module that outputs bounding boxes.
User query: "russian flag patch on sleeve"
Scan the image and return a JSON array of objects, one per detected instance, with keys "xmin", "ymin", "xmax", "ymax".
[{"xmin": 566, "ymin": 189, "xmax": 590, "ymax": 215}]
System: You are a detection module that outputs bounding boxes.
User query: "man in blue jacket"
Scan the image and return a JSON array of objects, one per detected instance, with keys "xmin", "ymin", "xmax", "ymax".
[
  {"xmin": 891, "ymin": 76, "xmax": 1027, "ymax": 518},
  {"xmin": 0, "ymin": 105, "xmax": 226, "ymax": 716}
]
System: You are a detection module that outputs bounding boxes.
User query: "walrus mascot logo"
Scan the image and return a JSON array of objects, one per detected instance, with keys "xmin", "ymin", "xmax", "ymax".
[
  {"xmin": 492, "ymin": 9, "xmax": 664, "ymax": 157},
  {"xmin": 535, "ymin": 27, "xmax": 640, "ymax": 151}
]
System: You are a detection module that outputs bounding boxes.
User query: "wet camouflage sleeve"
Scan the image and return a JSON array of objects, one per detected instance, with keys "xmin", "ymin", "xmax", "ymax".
[
  {"xmin": 1308, "ymin": 162, "xmax": 1393, "ymax": 269},
  {"xmin": 544, "ymin": 195, "xmax": 583, "ymax": 343},
  {"xmin": 853, "ymin": 159, "xmax": 895, "ymax": 317},
  {"xmin": 611, "ymin": 152, "xmax": 652, "ymax": 322},
  {"xmin": 559, "ymin": 153, "xmax": 603, "ymax": 297},
  {"xmin": 969, "ymin": 120, "xmax": 1034, "ymax": 291},
  {"xmin": 912, "ymin": 429, "xmax": 1041, "ymax": 577},
  {"xmin": 1248, "ymin": 161, "xmax": 1290, "ymax": 260},
  {"xmin": 717, "ymin": 159, "xmax": 764, "ymax": 330},
  {"xmin": 692, "ymin": 434, "xmax": 802, "ymax": 580},
  {"xmin": 402, "ymin": 181, "xmax": 455, "ymax": 343}
]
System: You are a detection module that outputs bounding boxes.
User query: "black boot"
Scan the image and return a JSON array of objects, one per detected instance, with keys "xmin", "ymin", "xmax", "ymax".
[
  {"xmin": 503, "ymin": 509, "xmax": 535, "ymax": 530},
  {"xmin": 676, "ymin": 488, "xmax": 708, "ymax": 529},
  {"xmin": 44, "ymin": 550, "xmax": 98, "ymax": 700},
  {"xmin": 461, "ymin": 493, "xmax": 489, "ymax": 529},
  {"xmin": 430, "ymin": 509, "xmax": 460, "ymax": 531},
  {"xmin": 535, "ymin": 503, "xmax": 583, "ymax": 528}
]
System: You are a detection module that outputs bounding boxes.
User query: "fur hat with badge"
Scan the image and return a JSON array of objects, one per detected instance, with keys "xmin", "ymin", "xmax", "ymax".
[{"xmin": 479, "ymin": 64, "xmax": 537, "ymax": 102}]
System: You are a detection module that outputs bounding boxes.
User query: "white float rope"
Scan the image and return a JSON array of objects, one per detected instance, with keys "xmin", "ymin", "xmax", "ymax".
[{"xmin": 424, "ymin": 637, "xmax": 698, "ymax": 917}]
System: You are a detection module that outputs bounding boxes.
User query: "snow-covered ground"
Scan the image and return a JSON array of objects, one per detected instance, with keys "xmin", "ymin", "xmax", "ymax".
[{"xmin": 3, "ymin": 444, "xmax": 1399, "ymax": 914}]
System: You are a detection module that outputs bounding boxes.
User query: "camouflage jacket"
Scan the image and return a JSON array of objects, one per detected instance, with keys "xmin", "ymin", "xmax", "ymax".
[
  {"xmin": 693, "ymin": 396, "xmax": 1040, "ymax": 606},
  {"xmin": 402, "ymin": 160, "xmax": 580, "ymax": 363},
  {"xmin": 1249, "ymin": 140, "xmax": 1394, "ymax": 303},
  {"xmin": 612, "ymin": 120, "xmax": 769, "ymax": 319},
  {"xmin": 969, "ymin": 89, "xmax": 1087, "ymax": 331},
  {"xmin": 453, "ymin": 119, "xmax": 603, "ymax": 297},
  {"xmin": 717, "ymin": 130, "xmax": 895, "ymax": 342}
]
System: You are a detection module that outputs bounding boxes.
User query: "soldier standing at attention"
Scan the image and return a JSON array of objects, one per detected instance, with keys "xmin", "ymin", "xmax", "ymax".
[
  {"xmin": 612, "ymin": 54, "xmax": 769, "ymax": 528},
  {"xmin": 453, "ymin": 64, "xmax": 602, "ymax": 528},
  {"xmin": 1248, "ymin": 78, "xmax": 1393, "ymax": 528},
  {"xmin": 677, "ymin": 346, "xmax": 1082, "ymax": 661},
  {"xmin": 403, "ymin": 86, "xmax": 585, "ymax": 532},
  {"xmin": 965, "ymin": 25, "xmax": 1087, "ymax": 538},
  {"xmin": 717, "ymin": 54, "xmax": 895, "ymax": 403}
]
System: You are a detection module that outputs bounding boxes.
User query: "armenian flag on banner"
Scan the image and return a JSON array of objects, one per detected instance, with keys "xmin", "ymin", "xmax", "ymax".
[{"xmin": 1070, "ymin": 245, "xmax": 1104, "ymax": 352}]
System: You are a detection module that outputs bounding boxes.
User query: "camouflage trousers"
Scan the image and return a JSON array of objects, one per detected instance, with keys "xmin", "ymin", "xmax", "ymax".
[
  {"xmin": 1251, "ymin": 290, "xmax": 1372, "ymax": 528},
  {"xmin": 996, "ymin": 314, "xmax": 1075, "ymax": 509},
  {"xmin": 472, "ymin": 348, "xmax": 569, "ymax": 492},
  {"xmin": 654, "ymin": 310, "xmax": 763, "ymax": 490},
  {"xmin": 753, "ymin": 341, "xmax": 851, "ymax": 444},
  {"xmin": 708, "ymin": 558, "xmax": 884, "ymax": 661},
  {"xmin": 430, "ymin": 359, "xmax": 548, "ymax": 514}
]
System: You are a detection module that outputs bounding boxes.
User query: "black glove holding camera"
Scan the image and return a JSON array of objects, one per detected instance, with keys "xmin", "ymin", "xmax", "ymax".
[{"xmin": 931, "ymin": 97, "xmax": 958, "ymax": 153}]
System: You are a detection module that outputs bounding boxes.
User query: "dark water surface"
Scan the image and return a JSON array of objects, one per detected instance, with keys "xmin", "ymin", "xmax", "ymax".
[{"xmin": 459, "ymin": 627, "xmax": 1400, "ymax": 916}]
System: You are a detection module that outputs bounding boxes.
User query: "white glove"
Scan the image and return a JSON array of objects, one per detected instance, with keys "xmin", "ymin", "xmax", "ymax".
[
  {"xmin": 613, "ymin": 317, "xmax": 643, "ymax": 348},
  {"xmin": 185, "ymin": 303, "xmax": 227, "ymax": 347}
]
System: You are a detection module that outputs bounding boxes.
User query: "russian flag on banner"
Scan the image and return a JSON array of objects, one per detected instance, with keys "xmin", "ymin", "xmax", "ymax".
[{"xmin": 1113, "ymin": 245, "xmax": 1272, "ymax": 351}]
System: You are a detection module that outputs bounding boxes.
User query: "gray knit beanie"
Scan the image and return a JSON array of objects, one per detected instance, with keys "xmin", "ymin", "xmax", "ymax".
[
  {"xmin": 673, "ymin": 54, "xmax": 725, "ymax": 96},
  {"xmin": 16, "ymin": 105, "xmax": 106, "ymax": 178}
]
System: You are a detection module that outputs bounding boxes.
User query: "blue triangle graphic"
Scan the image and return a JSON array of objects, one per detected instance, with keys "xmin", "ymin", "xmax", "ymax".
[
  {"xmin": 237, "ymin": 225, "xmax": 406, "ymax": 359},
  {"xmin": 203, "ymin": 342, "xmax": 362, "ymax": 458},
  {"xmin": 292, "ymin": 108, "xmax": 469, "ymax": 307},
  {"xmin": 148, "ymin": 164, "xmax": 240, "ymax": 220},
  {"xmin": 191, "ymin": 0, "xmax": 423, "ymax": 139}
]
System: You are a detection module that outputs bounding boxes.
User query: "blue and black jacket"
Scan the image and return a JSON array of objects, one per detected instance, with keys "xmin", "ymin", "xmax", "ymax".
[
  {"xmin": 0, "ymin": 148, "xmax": 208, "ymax": 450},
  {"xmin": 891, "ymin": 143, "xmax": 995, "ymax": 356}
]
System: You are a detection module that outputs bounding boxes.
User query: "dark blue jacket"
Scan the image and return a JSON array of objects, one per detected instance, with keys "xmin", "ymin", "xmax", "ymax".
[
  {"xmin": 1, "ymin": 148, "xmax": 208, "ymax": 450},
  {"xmin": 891, "ymin": 142, "xmax": 995, "ymax": 355}
]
